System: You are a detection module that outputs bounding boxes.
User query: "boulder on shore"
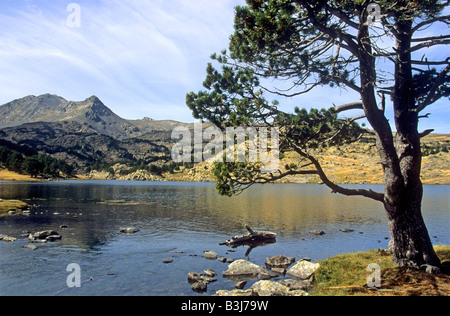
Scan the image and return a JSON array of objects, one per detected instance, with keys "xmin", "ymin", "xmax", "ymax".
[
  {"xmin": 213, "ymin": 289, "xmax": 254, "ymax": 296},
  {"xmin": 287, "ymin": 260, "xmax": 320, "ymax": 280}
]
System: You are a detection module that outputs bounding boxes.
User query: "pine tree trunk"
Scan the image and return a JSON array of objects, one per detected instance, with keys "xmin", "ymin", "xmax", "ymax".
[
  {"xmin": 357, "ymin": 14, "xmax": 441, "ymax": 270},
  {"xmin": 383, "ymin": 16, "xmax": 441, "ymax": 269},
  {"xmin": 384, "ymin": 185, "xmax": 441, "ymax": 268}
]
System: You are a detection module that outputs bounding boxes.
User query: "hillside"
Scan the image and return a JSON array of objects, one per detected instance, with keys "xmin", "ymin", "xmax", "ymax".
[
  {"xmin": 0, "ymin": 94, "xmax": 190, "ymax": 172},
  {"xmin": 77, "ymin": 133, "xmax": 449, "ymax": 185},
  {"xmin": 155, "ymin": 133, "xmax": 450, "ymax": 185},
  {"xmin": 0, "ymin": 121, "xmax": 169, "ymax": 170},
  {"xmin": 0, "ymin": 94, "xmax": 140, "ymax": 139}
]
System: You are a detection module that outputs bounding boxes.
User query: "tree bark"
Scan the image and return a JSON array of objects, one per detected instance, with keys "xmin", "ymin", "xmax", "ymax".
[
  {"xmin": 219, "ymin": 224, "xmax": 277, "ymax": 246},
  {"xmin": 385, "ymin": 193, "xmax": 441, "ymax": 268},
  {"xmin": 356, "ymin": 13, "xmax": 441, "ymax": 269},
  {"xmin": 384, "ymin": 17, "xmax": 440, "ymax": 269}
]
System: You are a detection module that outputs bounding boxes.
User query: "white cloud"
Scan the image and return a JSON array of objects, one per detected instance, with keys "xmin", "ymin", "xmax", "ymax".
[{"xmin": 0, "ymin": 0, "xmax": 242, "ymax": 121}]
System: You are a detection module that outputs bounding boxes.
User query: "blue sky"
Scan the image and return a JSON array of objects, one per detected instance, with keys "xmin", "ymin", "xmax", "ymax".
[
  {"xmin": 0, "ymin": 1, "xmax": 449, "ymax": 133},
  {"xmin": 0, "ymin": 0, "xmax": 242, "ymax": 121}
]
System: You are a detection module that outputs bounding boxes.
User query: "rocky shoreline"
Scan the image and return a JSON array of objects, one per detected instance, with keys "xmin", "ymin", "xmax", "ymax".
[{"xmin": 186, "ymin": 250, "xmax": 319, "ymax": 296}]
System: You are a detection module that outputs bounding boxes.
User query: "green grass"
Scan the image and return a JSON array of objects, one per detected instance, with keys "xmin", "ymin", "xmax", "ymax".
[
  {"xmin": 311, "ymin": 246, "xmax": 450, "ymax": 296},
  {"xmin": 311, "ymin": 249, "xmax": 395, "ymax": 296}
]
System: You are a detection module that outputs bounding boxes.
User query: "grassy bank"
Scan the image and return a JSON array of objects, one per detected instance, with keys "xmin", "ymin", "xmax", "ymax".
[
  {"xmin": 312, "ymin": 245, "xmax": 450, "ymax": 296},
  {"xmin": 0, "ymin": 199, "xmax": 30, "ymax": 215}
]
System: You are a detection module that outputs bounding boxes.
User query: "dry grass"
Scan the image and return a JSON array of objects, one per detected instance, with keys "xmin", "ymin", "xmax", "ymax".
[{"xmin": 0, "ymin": 169, "xmax": 41, "ymax": 182}]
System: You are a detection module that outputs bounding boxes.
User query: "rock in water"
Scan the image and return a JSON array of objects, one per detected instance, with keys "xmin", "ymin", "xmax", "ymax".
[
  {"xmin": 203, "ymin": 250, "xmax": 218, "ymax": 260},
  {"xmin": 309, "ymin": 230, "xmax": 325, "ymax": 235},
  {"xmin": 191, "ymin": 281, "xmax": 207, "ymax": 293},
  {"xmin": 0, "ymin": 234, "xmax": 17, "ymax": 242},
  {"xmin": 119, "ymin": 227, "xmax": 140, "ymax": 234},
  {"xmin": 24, "ymin": 244, "xmax": 38, "ymax": 250},
  {"xmin": 46, "ymin": 235, "xmax": 62, "ymax": 242},
  {"xmin": 29, "ymin": 230, "xmax": 59, "ymax": 241},
  {"xmin": 265, "ymin": 255, "xmax": 295, "ymax": 268},
  {"xmin": 187, "ymin": 272, "xmax": 217, "ymax": 293},
  {"xmin": 223, "ymin": 260, "xmax": 266, "ymax": 281}
]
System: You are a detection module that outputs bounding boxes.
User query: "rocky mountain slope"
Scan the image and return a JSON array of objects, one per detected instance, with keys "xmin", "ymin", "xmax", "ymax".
[
  {"xmin": 0, "ymin": 94, "xmax": 189, "ymax": 170},
  {"xmin": 0, "ymin": 121, "xmax": 168, "ymax": 169},
  {"xmin": 0, "ymin": 94, "xmax": 141, "ymax": 139}
]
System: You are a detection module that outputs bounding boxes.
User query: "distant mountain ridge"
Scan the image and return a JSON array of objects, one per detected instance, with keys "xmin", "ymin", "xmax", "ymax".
[
  {"xmin": 0, "ymin": 94, "xmax": 143, "ymax": 139},
  {"xmin": 0, "ymin": 94, "xmax": 193, "ymax": 171}
]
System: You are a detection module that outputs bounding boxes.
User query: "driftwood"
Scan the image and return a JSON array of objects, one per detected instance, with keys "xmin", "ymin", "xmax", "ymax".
[{"xmin": 219, "ymin": 224, "xmax": 277, "ymax": 247}]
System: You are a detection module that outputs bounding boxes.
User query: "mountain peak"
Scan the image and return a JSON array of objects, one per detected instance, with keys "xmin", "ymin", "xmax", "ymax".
[
  {"xmin": 34, "ymin": 94, "xmax": 67, "ymax": 106},
  {"xmin": 86, "ymin": 95, "xmax": 101, "ymax": 102},
  {"xmin": 0, "ymin": 94, "xmax": 163, "ymax": 139}
]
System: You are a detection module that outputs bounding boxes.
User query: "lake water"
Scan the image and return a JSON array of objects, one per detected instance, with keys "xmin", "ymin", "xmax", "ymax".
[{"xmin": 0, "ymin": 180, "xmax": 448, "ymax": 296}]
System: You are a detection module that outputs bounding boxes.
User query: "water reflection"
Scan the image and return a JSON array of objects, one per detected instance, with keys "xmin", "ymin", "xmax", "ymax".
[
  {"xmin": 0, "ymin": 181, "xmax": 448, "ymax": 249},
  {"xmin": 0, "ymin": 181, "xmax": 448, "ymax": 296}
]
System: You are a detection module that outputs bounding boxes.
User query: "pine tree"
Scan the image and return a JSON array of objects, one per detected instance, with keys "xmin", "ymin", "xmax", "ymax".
[{"xmin": 187, "ymin": 0, "xmax": 450, "ymax": 269}]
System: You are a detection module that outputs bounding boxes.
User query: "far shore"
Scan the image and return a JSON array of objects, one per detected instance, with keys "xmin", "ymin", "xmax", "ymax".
[{"xmin": 1, "ymin": 168, "xmax": 449, "ymax": 185}]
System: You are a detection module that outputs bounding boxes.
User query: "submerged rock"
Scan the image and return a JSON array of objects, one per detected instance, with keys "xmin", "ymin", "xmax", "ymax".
[
  {"xmin": 46, "ymin": 235, "xmax": 62, "ymax": 242},
  {"xmin": 188, "ymin": 271, "xmax": 218, "ymax": 293},
  {"xmin": 187, "ymin": 272, "xmax": 218, "ymax": 284},
  {"xmin": 203, "ymin": 269, "xmax": 217, "ymax": 277},
  {"xmin": 119, "ymin": 227, "xmax": 140, "ymax": 234},
  {"xmin": 265, "ymin": 255, "xmax": 295, "ymax": 268},
  {"xmin": 191, "ymin": 281, "xmax": 208, "ymax": 293},
  {"xmin": 24, "ymin": 244, "xmax": 38, "ymax": 250}
]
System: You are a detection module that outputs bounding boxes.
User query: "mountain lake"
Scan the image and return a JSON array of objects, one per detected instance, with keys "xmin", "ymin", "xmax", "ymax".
[{"xmin": 0, "ymin": 180, "xmax": 448, "ymax": 296}]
